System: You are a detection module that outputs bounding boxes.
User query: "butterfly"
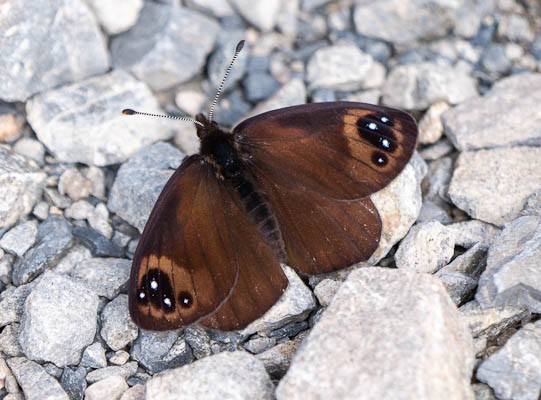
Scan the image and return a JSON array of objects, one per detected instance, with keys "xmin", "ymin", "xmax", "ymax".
[{"xmin": 125, "ymin": 41, "xmax": 418, "ymax": 331}]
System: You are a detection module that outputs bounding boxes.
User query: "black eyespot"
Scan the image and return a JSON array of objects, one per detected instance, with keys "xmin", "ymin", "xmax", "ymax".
[
  {"xmin": 356, "ymin": 118, "xmax": 397, "ymax": 152},
  {"xmin": 179, "ymin": 291, "xmax": 193, "ymax": 309},
  {"xmin": 371, "ymin": 151, "xmax": 388, "ymax": 167},
  {"xmin": 139, "ymin": 268, "xmax": 175, "ymax": 311}
]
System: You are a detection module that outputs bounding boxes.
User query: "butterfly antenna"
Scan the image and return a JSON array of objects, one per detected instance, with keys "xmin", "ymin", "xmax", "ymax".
[
  {"xmin": 207, "ymin": 40, "xmax": 245, "ymax": 123},
  {"xmin": 122, "ymin": 109, "xmax": 204, "ymax": 127}
]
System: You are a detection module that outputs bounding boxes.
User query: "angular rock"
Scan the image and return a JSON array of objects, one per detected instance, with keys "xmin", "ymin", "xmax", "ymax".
[
  {"xmin": 184, "ymin": 326, "xmax": 212, "ymax": 360},
  {"xmin": 130, "ymin": 330, "xmax": 182, "ymax": 373},
  {"xmin": 86, "ymin": 0, "xmax": 143, "ymax": 35},
  {"xmin": 0, "ymin": 323, "xmax": 23, "ymax": 357},
  {"xmin": 245, "ymin": 78, "xmax": 307, "ymax": 121},
  {"xmin": 13, "ymin": 216, "xmax": 73, "ymax": 286},
  {"xmin": 243, "ymin": 72, "xmax": 281, "ymax": 103},
  {"xmin": 369, "ymin": 152, "xmax": 427, "ymax": 263},
  {"xmin": 0, "ymin": 283, "xmax": 35, "ymax": 328},
  {"xmin": 6, "ymin": 357, "xmax": 68, "ymax": 400},
  {"xmin": 313, "ymin": 279, "xmax": 341, "ymax": 307},
  {"xmin": 0, "ymin": 220, "xmax": 38, "ymax": 257},
  {"xmin": 85, "ymin": 375, "xmax": 128, "ymax": 400},
  {"xmin": 86, "ymin": 362, "xmax": 138, "ymax": 384},
  {"xmin": 476, "ymin": 216, "xmax": 541, "ymax": 313},
  {"xmin": 418, "ymin": 102, "xmax": 451, "ymax": 144},
  {"xmin": 26, "ymin": 70, "xmax": 176, "ymax": 166},
  {"xmin": 0, "ymin": 146, "xmax": 46, "ymax": 229},
  {"xmin": 448, "ymin": 147, "xmax": 541, "ymax": 226},
  {"xmin": 111, "ymin": 3, "xmax": 219, "ymax": 91},
  {"xmin": 228, "ymin": 0, "xmax": 281, "ymax": 31},
  {"xmin": 0, "ymin": 0, "xmax": 109, "ymax": 102},
  {"xmin": 419, "ymin": 139, "xmax": 454, "ymax": 161},
  {"xmin": 60, "ymin": 366, "xmax": 87, "ymax": 400},
  {"xmin": 108, "ymin": 142, "xmax": 184, "ymax": 232},
  {"xmin": 146, "ymin": 351, "xmax": 274, "ymax": 400},
  {"xmin": 242, "ymin": 266, "xmax": 316, "ymax": 336},
  {"xmin": 446, "ymin": 220, "xmax": 501, "ymax": 249},
  {"xmin": 256, "ymin": 333, "xmax": 307, "ymax": 378},
  {"xmin": 276, "ymin": 268, "xmax": 475, "ymax": 400},
  {"xmin": 101, "ymin": 295, "xmax": 139, "ymax": 351},
  {"xmin": 12, "ymin": 138, "xmax": 45, "ymax": 164},
  {"xmin": 383, "ymin": 62, "xmax": 477, "ymax": 110},
  {"xmin": 109, "ymin": 350, "xmax": 130, "ymax": 366},
  {"xmin": 72, "ymin": 226, "xmax": 123, "ymax": 258},
  {"xmin": 306, "ymin": 44, "xmax": 374, "ymax": 91},
  {"xmin": 19, "ymin": 271, "xmax": 99, "ymax": 367},
  {"xmin": 58, "ymin": 168, "xmax": 92, "ymax": 202},
  {"xmin": 81, "ymin": 342, "xmax": 107, "ymax": 369},
  {"xmin": 443, "ymin": 73, "xmax": 541, "ymax": 151},
  {"xmin": 53, "ymin": 245, "xmax": 92, "ymax": 276},
  {"xmin": 477, "ymin": 320, "xmax": 541, "ymax": 400},
  {"xmin": 71, "ymin": 258, "xmax": 130, "ymax": 299},
  {"xmin": 208, "ymin": 34, "xmax": 249, "ymax": 94},
  {"xmin": 243, "ymin": 337, "xmax": 276, "ymax": 355},
  {"xmin": 119, "ymin": 383, "xmax": 145, "ymax": 400}
]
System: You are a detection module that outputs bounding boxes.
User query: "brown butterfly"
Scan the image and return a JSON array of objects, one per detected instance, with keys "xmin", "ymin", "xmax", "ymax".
[{"xmin": 124, "ymin": 41, "xmax": 418, "ymax": 331}]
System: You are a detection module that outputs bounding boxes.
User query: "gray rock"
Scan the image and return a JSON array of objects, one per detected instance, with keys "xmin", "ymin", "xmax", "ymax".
[
  {"xmin": 72, "ymin": 226, "xmax": 123, "ymax": 258},
  {"xmin": 82, "ymin": 167, "xmax": 106, "ymax": 200},
  {"xmin": 119, "ymin": 383, "xmax": 145, "ymax": 400},
  {"xmin": 13, "ymin": 216, "xmax": 74, "ymax": 286},
  {"xmin": 395, "ymin": 221, "xmax": 455, "ymax": 273},
  {"xmin": 32, "ymin": 201, "xmax": 50, "ymax": 221},
  {"xmin": 26, "ymin": 69, "xmax": 176, "ymax": 166},
  {"xmin": 111, "ymin": 3, "xmax": 219, "ymax": 91},
  {"xmin": 146, "ymin": 351, "xmax": 274, "ymax": 400},
  {"xmin": 476, "ymin": 216, "xmax": 541, "ymax": 313},
  {"xmin": 85, "ymin": 0, "xmax": 143, "ymax": 35},
  {"xmin": 436, "ymin": 243, "xmax": 487, "ymax": 305},
  {"xmin": 208, "ymin": 34, "xmax": 249, "ymax": 95},
  {"xmin": 108, "ymin": 142, "xmax": 184, "ymax": 232},
  {"xmin": 184, "ymin": 326, "xmax": 212, "ymax": 359},
  {"xmin": 53, "ymin": 245, "xmax": 92, "ymax": 276},
  {"xmin": 211, "ymin": 89, "xmax": 252, "ymax": 128},
  {"xmin": 85, "ymin": 375, "xmax": 129, "ymax": 400},
  {"xmin": 521, "ymin": 190, "xmax": 541, "ymax": 217},
  {"xmin": 245, "ymin": 78, "xmax": 307, "ymax": 121},
  {"xmin": 268, "ymin": 321, "xmax": 308, "ymax": 340},
  {"xmin": 130, "ymin": 330, "xmax": 183, "ymax": 373},
  {"xmin": 12, "ymin": 138, "xmax": 45, "ymax": 165},
  {"xmin": 64, "ymin": 201, "xmax": 95, "ymax": 221},
  {"xmin": 382, "ymin": 62, "xmax": 477, "ymax": 110},
  {"xmin": 449, "ymin": 147, "xmax": 541, "ymax": 226},
  {"xmin": 446, "ymin": 220, "xmax": 501, "ymax": 249},
  {"xmin": 81, "ymin": 342, "xmax": 107, "ymax": 369},
  {"xmin": 471, "ymin": 383, "xmax": 497, "ymax": 400},
  {"xmin": 477, "ymin": 320, "xmax": 541, "ymax": 400},
  {"xmin": 497, "ymin": 13, "xmax": 535, "ymax": 43},
  {"xmin": 369, "ymin": 152, "xmax": 427, "ymax": 263},
  {"xmin": 242, "ymin": 266, "xmax": 316, "ymax": 336},
  {"xmin": 109, "ymin": 350, "xmax": 130, "ymax": 366},
  {"xmin": 459, "ymin": 300, "xmax": 529, "ymax": 340},
  {"xmin": 443, "ymin": 73, "xmax": 541, "ymax": 151},
  {"xmin": 419, "ymin": 139, "xmax": 454, "ymax": 161},
  {"xmin": 0, "ymin": 220, "xmax": 38, "ymax": 257},
  {"xmin": 243, "ymin": 337, "xmax": 276, "ymax": 354},
  {"xmin": 0, "ymin": 0, "xmax": 109, "ymax": 102},
  {"xmin": 243, "ymin": 72, "xmax": 281, "ymax": 102},
  {"xmin": 58, "ymin": 168, "xmax": 92, "ymax": 202},
  {"xmin": 0, "ymin": 323, "xmax": 23, "ymax": 356},
  {"xmin": 313, "ymin": 278, "xmax": 341, "ymax": 307},
  {"xmin": 60, "ymin": 366, "xmax": 87, "ymax": 400},
  {"xmin": 101, "ymin": 295, "xmax": 139, "ymax": 351},
  {"xmin": 71, "ymin": 258, "xmax": 130, "ymax": 300},
  {"xmin": 86, "ymin": 362, "xmax": 138, "ymax": 383},
  {"xmin": 228, "ymin": 0, "xmax": 281, "ymax": 31},
  {"xmin": 0, "ymin": 283, "xmax": 35, "ymax": 327},
  {"xmin": 306, "ymin": 44, "xmax": 374, "ymax": 91},
  {"xmin": 418, "ymin": 102, "xmax": 451, "ymax": 144},
  {"xmin": 19, "ymin": 271, "xmax": 99, "ymax": 367},
  {"xmin": 185, "ymin": 0, "xmax": 235, "ymax": 17},
  {"xmin": 481, "ymin": 44, "xmax": 512, "ymax": 74},
  {"xmin": 256, "ymin": 333, "xmax": 307, "ymax": 378},
  {"xmin": 423, "ymin": 156, "xmax": 453, "ymax": 204},
  {"xmin": 276, "ymin": 268, "xmax": 474, "ymax": 399},
  {"xmin": 0, "ymin": 146, "xmax": 46, "ymax": 229},
  {"xmin": 417, "ymin": 200, "xmax": 452, "ymax": 225},
  {"xmin": 6, "ymin": 357, "xmax": 68, "ymax": 400}
]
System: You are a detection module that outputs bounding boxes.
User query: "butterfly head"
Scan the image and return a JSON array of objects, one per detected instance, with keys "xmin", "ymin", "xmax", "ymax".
[{"xmin": 195, "ymin": 113, "xmax": 220, "ymax": 140}]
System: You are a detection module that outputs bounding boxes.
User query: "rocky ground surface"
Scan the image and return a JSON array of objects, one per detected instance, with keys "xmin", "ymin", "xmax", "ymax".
[{"xmin": 0, "ymin": 0, "xmax": 540, "ymax": 399}]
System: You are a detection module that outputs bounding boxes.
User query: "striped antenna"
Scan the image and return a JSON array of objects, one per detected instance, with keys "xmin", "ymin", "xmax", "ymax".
[
  {"xmin": 122, "ymin": 109, "xmax": 204, "ymax": 127},
  {"xmin": 207, "ymin": 40, "xmax": 245, "ymax": 123}
]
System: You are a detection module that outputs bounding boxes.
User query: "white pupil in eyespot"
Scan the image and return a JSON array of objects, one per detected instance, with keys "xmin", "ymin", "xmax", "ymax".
[
  {"xmin": 164, "ymin": 298, "xmax": 171, "ymax": 307},
  {"xmin": 150, "ymin": 280, "xmax": 158, "ymax": 290},
  {"xmin": 382, "ymin": 139, "xmax": 390, "ymax": 148},
  {"xmin": 139, "ymin": 292, "xmax": 145, "ymax": 299},
  {"xmin": 381, "ymin": 116, "xmax": 389, "ymax": 123},
  {"xmin": 368, "ymin": 122, "xmax": 377, "ymax": 130}
]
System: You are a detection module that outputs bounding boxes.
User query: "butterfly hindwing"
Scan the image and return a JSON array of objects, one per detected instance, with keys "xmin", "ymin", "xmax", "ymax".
[{"xmin": 235, "ymin": 102, "xmax": 418, "ymax": 200}]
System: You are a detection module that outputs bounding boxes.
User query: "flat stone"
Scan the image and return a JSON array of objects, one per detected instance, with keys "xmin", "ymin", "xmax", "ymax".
[
  {"xmin": 0, "ymin": 0, "xmax": 109, "ymax": 102},
  {"xmin": 0, "ymin": 220, "xmax": 38, "ymax": 257},
  {"xmin": 245, "ymin": 78, "xmax": 307, "ymax": 121},
  {"xmin": 241, "ymin": 266, "xmax": 316, "ymax": 336},
  {"xmin": 72, "ymin": 226, "xmax": 123, "ymax": 258},
  {"xmin": 0, "ymin": 146, "xmax": 46, "ymax": 229},
  {"xmin": 476, "ymin": 216, "xmax": 541, "ymax": 313},
  {"xmin": 71, "ymin": 257, "xmax": 130, "ymax": 299},
  {"xmin": 369, "ymin": 152, "xmax": 427, "ymax": 263},
  {"xmin": 313, "ymin": 279, "xmax": 341, "ymax": 307},
  {"xmin": 19, "ymin": 271, "xmax": 99, "ymax": 367},
  {"xmin": 100, "ymin": 295, "xmax": 139, "ymax": 351},
  {"xmin": 26, "ymin": 69, "xmax": 176, "ymax": 166},
  {"xmin": 383, "ymin": 62, "xmax": 477, "ymax": 110},
  {"xmin": 13, "ymin": 216, "xmax": 74, "ymax": 286},
  {"xmin": 243, "ymin": 337, "xmax": 276, "ymax": 355},
  {"xmin": 7, "ymin": 357, "xmax": 68, "ymax": 400},
  {"xmin": 111, "ymin": 3, "xmax": 219, "ymax": 91},
  {"xmin": 86, "ymin": 0, "xmax": 143, "ymax": 35},
  {"xmin": 276, "ymin": 268, "xmax": 475, "ymax": 400},
  {"xmin": 419, "ymin": 139, "xmax": 454, "ymax": 161},
  {"xmin": 86, "ymin": 362, "xmax": 138, "ymax": 384},
  {"xmin": 85, "ymin": 375, "xmax": 128, "ymax": 400},
  {"xmin": 146, "ymin": 351, "xmax": 274, "ymax": 400},
  {"xmin": 108, "ymin": 142, "xmax": 184, "ymax": 233},
  {"xmin": 306, "ymin": 44, "xmax": 374, "ymax": 91},
  {"xmin": 443, "ymin": 73, "xmax": 541, "ymax": 151},
  {"xmin": 477, "ymin": 320, "xmax": 541, "ymax": 400},
  {"xmin": 228, "ymin": 0, "xmax": 281, "ymax": 31},
  {"xmin": 448, "ymin": 147, "xmax": 541, "ymax": 226}
]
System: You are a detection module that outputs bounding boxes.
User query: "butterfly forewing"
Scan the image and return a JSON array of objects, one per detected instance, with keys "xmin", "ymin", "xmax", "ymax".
[{"xmin": 235, "ymin": 102, "xmax": 418, "ymax": 200}]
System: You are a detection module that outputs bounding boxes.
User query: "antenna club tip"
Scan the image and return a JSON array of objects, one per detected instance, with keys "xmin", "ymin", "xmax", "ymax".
[
  {"xmin": 122, "ymin": 109, "xmax": 136, "ymax": 115},
  {"xmin": 236, "ymin": 40, "xmax": 245, "ymax": 53}
]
